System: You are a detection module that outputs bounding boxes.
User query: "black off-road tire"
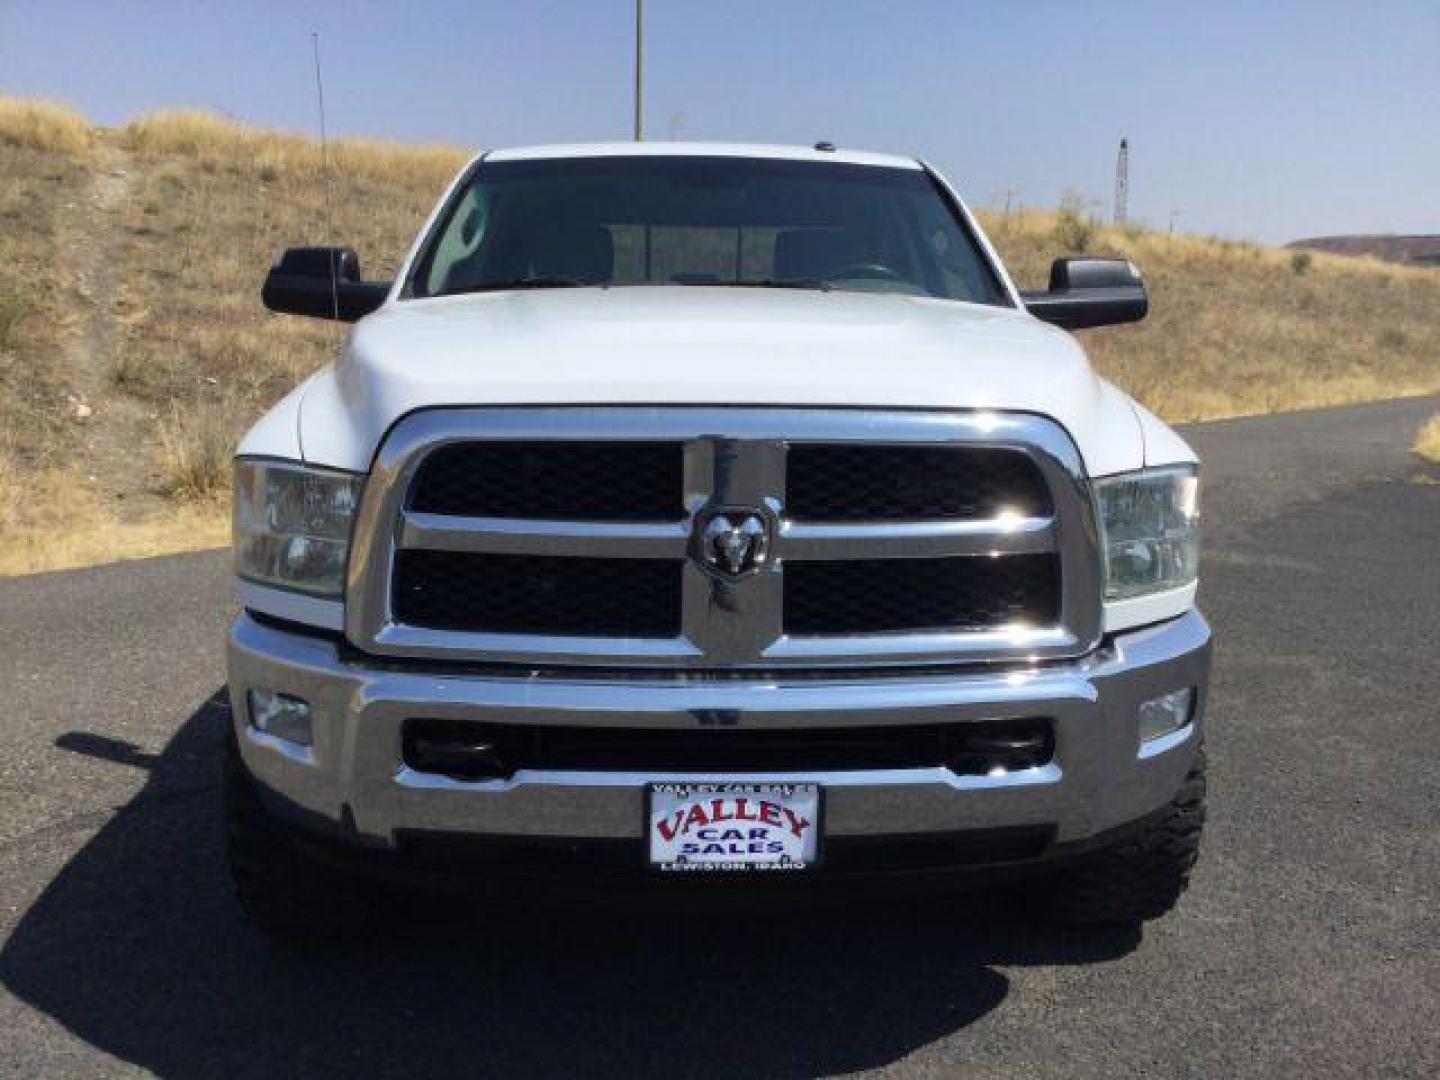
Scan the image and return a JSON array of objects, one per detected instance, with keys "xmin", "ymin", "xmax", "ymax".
[
  {"xmin": 224, "ymin": 730, "xmax": 384, "ymax": 940},
  {"xmin": 1035, "ymin": 750, "xmax": 1207, "ymax": 926}
]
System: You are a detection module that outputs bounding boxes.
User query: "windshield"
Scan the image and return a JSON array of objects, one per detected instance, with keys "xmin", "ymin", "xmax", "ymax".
[{"xmin": 407, "ymin": 155, "xmax": 1009, "ymax": 305}]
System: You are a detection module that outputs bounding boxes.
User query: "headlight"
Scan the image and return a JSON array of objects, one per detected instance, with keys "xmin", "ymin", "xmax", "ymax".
[
  {"xmin": 1094, "ymin": 465, "xmax": 1199, "ymax": 600},
  {"xmin": 233, "ymin": 459, "xmax": 362, "ymax": 597}
]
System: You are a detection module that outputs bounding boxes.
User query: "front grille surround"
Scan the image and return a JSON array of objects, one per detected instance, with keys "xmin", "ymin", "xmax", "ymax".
[{"xmin": 345, "ymin": 408, "xmax": 1103, "ymax": 669}]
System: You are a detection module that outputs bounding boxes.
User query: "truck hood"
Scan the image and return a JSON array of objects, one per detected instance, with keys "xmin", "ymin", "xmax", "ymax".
[{"xmin": 297, "ymin": 286, "xmax": 1151, "ymax": 476}]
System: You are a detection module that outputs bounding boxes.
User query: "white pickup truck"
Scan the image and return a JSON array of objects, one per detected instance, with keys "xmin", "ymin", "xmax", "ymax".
[{"xmin": 229, "ymin": 142, "xmax": 1208, "ymax": 936}]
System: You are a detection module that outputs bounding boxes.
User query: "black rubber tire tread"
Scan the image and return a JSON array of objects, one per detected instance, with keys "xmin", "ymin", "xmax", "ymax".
[
  {"xmin": 1037, "ymin": 749, "xmax": 1207, "ymax": 926},
  {"xmin": 224, "ymin": 731, "xmax": 383, "ymax": 940}
]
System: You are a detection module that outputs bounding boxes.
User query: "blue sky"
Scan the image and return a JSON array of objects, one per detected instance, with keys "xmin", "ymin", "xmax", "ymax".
[{"xmin": 2, "ymin": 0, "xmax": 1436, "ymax": 243}]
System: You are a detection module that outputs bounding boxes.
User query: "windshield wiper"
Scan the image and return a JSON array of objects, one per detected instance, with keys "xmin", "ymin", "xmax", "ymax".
[
  {"xmin": 724, "ymin": 278, "xmax": 834, "ymax": 292},
  {"xmin": 443, "ymin": 275, "xmax": 586, "ymax": 295}
]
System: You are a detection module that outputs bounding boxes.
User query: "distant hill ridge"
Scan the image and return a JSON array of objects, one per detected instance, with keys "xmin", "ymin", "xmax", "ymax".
[{"xmin": 1288, "ymin": 234, "xmax": 1440, "ymax": 267}]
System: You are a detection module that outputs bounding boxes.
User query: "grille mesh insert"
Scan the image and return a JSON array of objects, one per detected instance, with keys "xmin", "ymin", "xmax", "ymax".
[
  {"xmin": 393, "ymin": 551, "xmax": 683, "ymax": 637},
  {"xmin": 786, "ymin": 444, "xmax": 1050, "ymax": 521},
  {"xmin": 785, "ymin": 554, "xmax": 1060, "ymax": 635},
  {"xmin": 410, "ymin": 441, "xmax": 685, "ymax": 521}
]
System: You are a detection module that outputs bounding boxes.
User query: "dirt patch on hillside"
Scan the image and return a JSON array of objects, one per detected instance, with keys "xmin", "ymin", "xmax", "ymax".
[{"xmin": 51, "ymin": 141, "xmax": 172, "ymax": 523}]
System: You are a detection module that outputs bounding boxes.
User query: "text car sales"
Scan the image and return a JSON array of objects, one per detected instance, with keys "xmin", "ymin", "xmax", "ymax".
[{"xmin": 652, "ymin": 792, "xmax": 815, "ymax": 869}]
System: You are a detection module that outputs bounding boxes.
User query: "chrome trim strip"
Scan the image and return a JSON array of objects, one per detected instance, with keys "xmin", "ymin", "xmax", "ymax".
[
  {"xmin": 779, "ymin": 516, "xmax": 1055, "ymax": 560},
  {"xmin": 1104, "ymin": 582, "xmax": 1199, "ymax": 634},
  {"xmin": 401, "ymin": 514, "xmax": 690, "ymax": 558},
  {"xmin": 1138, "ymin": 720, "xmax": 1195, "ymax": 760},
  {"xmin": 394, "ymin": 763, "xmax": 1062, "ymax": 793},
  {"xmin": 346, "ymin": 407, "xmax": 1102, "ymax": 668},
  {"xmin": 353, "ymin": 648, "xmax": 1103, "ymax": 721},
  {"xmin": 243, "ymin": 723, "xmax": 315, "ymax": 765},
  {"xmin": 764, "ymin": 625, "xmax": 1079, "ymax": 661},
  {"xmin": 350, "ymin": 406, "xmax": 1078, "ymax": 444},
  {"xmin": 372, "ymin": 624, "xmax": 702, "ymax": 660},
  {"xmin": 236, "ymin": 579, "xmax": 345, "ymax": 632}
]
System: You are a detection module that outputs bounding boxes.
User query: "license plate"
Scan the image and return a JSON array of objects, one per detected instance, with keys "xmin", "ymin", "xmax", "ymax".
[{"xmin": 647, "ymin": 782, "xmax": 821, "ymax": 872}]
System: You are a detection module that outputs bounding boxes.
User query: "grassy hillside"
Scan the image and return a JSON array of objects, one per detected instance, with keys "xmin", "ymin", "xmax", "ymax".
[
  {"xmin": 0, "ymin": 99, "xmax": 465, "ymax": 572},
  {"xmin": 2, "ymin": 93, "xmax": 1438, "ymax": 574},
  {"xmin": 981, "ymin": 209, "xmax": 1440, "ymax": 421}
]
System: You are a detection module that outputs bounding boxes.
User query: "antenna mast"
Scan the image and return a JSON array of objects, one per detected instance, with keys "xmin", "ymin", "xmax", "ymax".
[
  {"xmin": 633, "ymin": 0, "xmax": 644, "ymax": 140},
  {"xmin": 311, "ymin": 32, "xmax": 339, "ymax": 318},
  {"xmin": 1113, "ymin": 137, "xmax": 1129, "ymax": 226}
]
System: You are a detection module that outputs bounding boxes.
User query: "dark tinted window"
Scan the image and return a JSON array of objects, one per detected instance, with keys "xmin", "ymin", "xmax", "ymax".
[{"xmin": 409, "ymin": 156, "xmax": 1008, "ymax": 305}]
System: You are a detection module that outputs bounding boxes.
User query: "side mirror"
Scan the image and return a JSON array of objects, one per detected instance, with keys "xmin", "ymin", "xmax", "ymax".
[
  {"xmin": 261, "ymin": 247, "xmax": 391, "ymax": 322},
  {"xmin": 1020, "ymin": 257, "xmax": 1147, "ymax": 330}
]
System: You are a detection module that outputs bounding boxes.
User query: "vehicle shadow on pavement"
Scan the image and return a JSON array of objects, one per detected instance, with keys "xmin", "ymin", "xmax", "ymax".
[{"xmin": 2, "ymin": 690, "xmax": 1138, "ymax": 1079}]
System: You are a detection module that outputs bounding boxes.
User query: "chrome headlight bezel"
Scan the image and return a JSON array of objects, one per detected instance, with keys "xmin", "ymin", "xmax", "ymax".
[
  {"xmin": 1094, "ymin": 464, "xmax": 1200, "ymax": 602},
  {"xmin": 233, "ymin": 458, "xmax": 363, "ymax": 598}
]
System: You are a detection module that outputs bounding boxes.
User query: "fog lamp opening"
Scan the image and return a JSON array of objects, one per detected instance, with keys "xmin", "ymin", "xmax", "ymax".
[
  {"xmin": 1138, "ymin": 687, "xmax": 1194, "ymax": 743},
  {"xmin": 248, "ymin": 689, "xmax": 314, "ymax": 747}
]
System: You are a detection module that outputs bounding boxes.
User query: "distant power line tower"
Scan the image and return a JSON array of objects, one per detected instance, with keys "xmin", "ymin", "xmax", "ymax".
[{"xmin": 1114, "ymin": 137, "xmax": 1129, "ymax": 225}]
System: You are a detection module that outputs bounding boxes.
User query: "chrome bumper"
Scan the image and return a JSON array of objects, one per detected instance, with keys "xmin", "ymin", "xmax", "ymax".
[{"xmin": 227, "ymin": 609, "xmax": 1210, "ymax": 850}]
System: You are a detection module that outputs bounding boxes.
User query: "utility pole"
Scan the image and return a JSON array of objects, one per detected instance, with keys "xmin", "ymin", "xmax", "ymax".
[
  {"xmin": 1113, "ymin": 137, "xmax": 1129, "ymax": 226},
  {"xmin": 633, "ymin": 0, "xmax": 644, "ymax": 140}
]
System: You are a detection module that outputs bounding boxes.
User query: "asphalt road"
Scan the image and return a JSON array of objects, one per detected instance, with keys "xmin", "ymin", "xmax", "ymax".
[{"xmin": 1, "ymin": 395, "xmax": 1437, "ymax": 1078}]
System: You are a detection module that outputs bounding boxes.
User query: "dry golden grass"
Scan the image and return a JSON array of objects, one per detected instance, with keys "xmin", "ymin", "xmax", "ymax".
[
  {"xmin": 0, "ymin": 283, "xmax": 28, "ymax": 348},
  {"xmin": 0, "ymin": 97, "xmax": 92, "ymax": 155},
  {"xmin": 1414, "ymin": 415, "xmax": 1440, "ymax": 463},
  {"xmin": 158, "ymin": 396, "xmax": 250, "ymax": 500},
  {"xmin": 980, "ymin": 210, "xmax": 1440, "ymax": 421},
  {"xmin": 3, "ymin": 90, "xmax": 1440, "ymax": 576},
  {"xmin": 0, "ymin": 467, "xmax": 228, "ymax": 575},
  {"xmin": 111, "ymin": 109, "xmax": 467, "ymax": 417},
  {"xmin": 0, "ymin": 135, "xmax": 89, "ymax": 472},
  {"xmin": 121, "ymin": 109, "xmax": 466, "ymax": 186},
  {"xmin": 2, "ymin": 415, "xmax": 228, "ymax": 575},
  {"xmin": 0, "ymin": 450, "xmax": 18, "ymax": 532},
  {"xmin": 0, "ymin": 98, "xmax": 455, "ymax": 575}
]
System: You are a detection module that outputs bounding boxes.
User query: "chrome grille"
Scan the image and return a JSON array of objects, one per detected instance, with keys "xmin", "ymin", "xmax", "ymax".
[{"xmin": 346, "ymin": 408, "xmax": 1102, "ymax": 669}]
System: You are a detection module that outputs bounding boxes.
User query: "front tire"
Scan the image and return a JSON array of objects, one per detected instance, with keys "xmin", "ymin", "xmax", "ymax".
[
  {"xmin": 1036, "ymin": 750, "xmax": 1207, "ymax": 926},
  {"xmin": 224, "ymin": 730, "xmax": 384, "ymax": 940}
]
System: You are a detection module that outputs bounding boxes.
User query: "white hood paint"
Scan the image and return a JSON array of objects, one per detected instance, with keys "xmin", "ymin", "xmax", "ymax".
[{"xmin": 293, "ymin": 286, "xmax": 1185, "ymax": 477}]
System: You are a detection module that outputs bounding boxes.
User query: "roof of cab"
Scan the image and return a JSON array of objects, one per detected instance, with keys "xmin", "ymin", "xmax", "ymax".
[{"xmin": 482, "ymin": 141, "xmax": 922, "ymax": 170}]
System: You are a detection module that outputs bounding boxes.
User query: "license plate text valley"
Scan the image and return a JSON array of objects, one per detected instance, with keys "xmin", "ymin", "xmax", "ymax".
[{"xmin": 648, "ymin": 784, "xmax": 820, "ymax": 871}]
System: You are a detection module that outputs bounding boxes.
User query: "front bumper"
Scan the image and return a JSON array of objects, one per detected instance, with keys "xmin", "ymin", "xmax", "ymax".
[{"xmin": 227, "ymin": 608, "xmax": 1210, "ymax": 873}]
